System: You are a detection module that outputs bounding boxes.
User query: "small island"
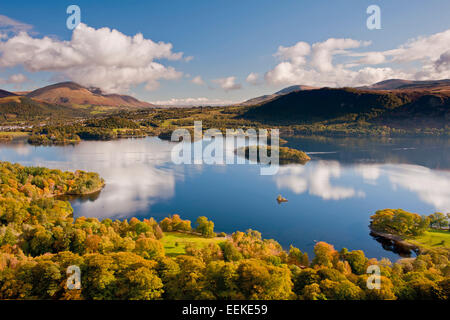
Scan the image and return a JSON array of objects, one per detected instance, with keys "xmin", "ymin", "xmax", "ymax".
[{"xmin": 237, "ymin": 145, "xmax": 311, "ymax": 164}]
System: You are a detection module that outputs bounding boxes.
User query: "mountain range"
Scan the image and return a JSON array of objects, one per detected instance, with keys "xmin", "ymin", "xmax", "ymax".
[
  {"xmin": 1, "ymin": 79, "xmax": 449, "ymax": 128},
  {"xmin": 240, "ymin": 79, "xmax": 450, "ymax": 107},
  {"xmin": 358, "ymin": 79, "xmax": 450, "ymax": 91}
]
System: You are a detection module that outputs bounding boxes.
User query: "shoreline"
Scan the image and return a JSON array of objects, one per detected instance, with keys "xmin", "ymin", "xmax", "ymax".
[
  {"xmin": 64, "ymin": 183, "xmax": 106, "ymax": 196},
  {"xmin": 42, "ymin": 182, "xmax": 106, "ymax": 199},
  {"xmin": 369, "ymin": 227, "xmax": 421, "ymax": 253}
]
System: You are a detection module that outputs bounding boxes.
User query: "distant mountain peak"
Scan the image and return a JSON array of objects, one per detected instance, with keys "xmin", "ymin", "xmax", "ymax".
[
  {"xmin": 240, "ymin": 84, "xmax": 317, "ymax": 106},
  {"xmin": 360, "ymin": 78, "xmax": 450, "ymax": 91},
  {"xmin": 274, "ymin": 85, "xmax": 317, "ymax": 95},
  {"xmin": 24, "ymin": 82, "xmax": 154, "ymax": 108}
]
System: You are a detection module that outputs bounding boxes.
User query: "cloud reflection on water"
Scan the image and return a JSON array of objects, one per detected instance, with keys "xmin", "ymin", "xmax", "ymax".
[
  {"xmin": 275, "ymin": 161, "xmax": 365, "ymax": 200},
  {"xmin": 275, "ymin": 160, "xmax": 450, "ymax": 212},
  {"xmin": 384, "ymin": 164, "xmax": 450, "ymax": 212},
  {"xmin": 1, "ymin": 138, "xmax": 449, "ymax": 217},
  {"xmin": 68, "ymin": 139, "xmax": 180, "ymax": 219}
]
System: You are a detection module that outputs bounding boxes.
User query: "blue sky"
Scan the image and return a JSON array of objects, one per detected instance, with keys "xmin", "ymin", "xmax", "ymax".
[{"xmin": 1, "ymin": 0, "xmax": 450, "ymax": 105}]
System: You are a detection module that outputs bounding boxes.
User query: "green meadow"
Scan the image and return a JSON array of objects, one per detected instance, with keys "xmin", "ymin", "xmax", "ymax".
[{"xmin": 161, "ymin": 231, "xmax": 227, "ymax": 256}]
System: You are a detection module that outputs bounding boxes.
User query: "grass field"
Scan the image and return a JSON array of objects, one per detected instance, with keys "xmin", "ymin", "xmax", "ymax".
[
  {"xmin": 0, "ymin": 131, "xmax": 30, "ymax": 141},
  {"xmin": 409, "ymin": 229, "xmax": 450, "ymax": 250},
  {"xmin": 161, "ymin": 231, "xmax": 227, "ymax": 256},
  {"xmin": 0, "ymin": 131, "xmax": 29, "ymax": 137}
]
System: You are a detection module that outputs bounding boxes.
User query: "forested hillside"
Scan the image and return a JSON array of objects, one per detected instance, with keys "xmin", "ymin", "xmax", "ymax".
[
  {"xmin": 0, "ymin": 162, "xmax": 448, "ymax": 300},
  {"xmin": 0, "ymin": 96, "xmax": 87, "ymax": 122},
  {"xmin": 242, "ymin": 88, "xmax": 450, "ymax": 129}
]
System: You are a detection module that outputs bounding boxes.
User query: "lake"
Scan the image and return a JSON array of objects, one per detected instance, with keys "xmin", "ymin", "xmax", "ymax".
[{"xmin": 1, "ymin": 135, "xmax": 449, "ymax": 261}]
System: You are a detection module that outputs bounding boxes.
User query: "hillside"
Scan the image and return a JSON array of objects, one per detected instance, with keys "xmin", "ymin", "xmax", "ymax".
[
  {"xmin": 241, "ymin": 87, "xmax": 449, "ymax": 128},
  {"xmin": 373, "ymin": 94, "xmax": 450, "ymax": 128},
  {"xmin": 0, "ymin": 96, "xmax": 87, "ymax": 122},
  {"xmin": 0, "ymin": 89, "xmax": 17, "ymax": 98},
  {"xmin": 26, "ymin": 82, "xmax": 154, "ymax": 108},
  {"xmin": 242, "ymin": 87, "xmax": 410, "ymax": 121}
]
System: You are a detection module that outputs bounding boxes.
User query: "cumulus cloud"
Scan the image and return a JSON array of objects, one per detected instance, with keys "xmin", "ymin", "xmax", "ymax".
[
  {"xmin": 276, "ymin": 41, "xmax": 311, "ymax": 65},
  {"xmin": 311, "ymin": 38, "xmax": 368, "ymax": 72},
  {"xmin": 0, "ymin": 23, "xmax": 186, "ymax": 92},
  {"xmin": 246, "ymin": 72, "xmax": 262, "ymax": 85},
  {"xmin": 191, "ymin": 75, "xmax": 205, "ymax": 85},
  {"xmin": 8, "ymin": 73, "xmax": 27, "ymax": 83},
  {"xmin": 434, "ymin": 50, "xmax": 450, "ymax": 73},
  {"xmin": 213, "ymin": 76, "xmax": 242, "ymax": 91},
  {"xmin": 347, "ymin": 52, "xmax": 386, "ymax": 66},
  {"xmin": 265, "ymin": 29, "xmax": 450, "ymax": 87},
  {"xmin": 0, "ymin": 73, "xmax": 28, "ymax": 85},
  {"xmin": 384, "ymin": 30, "xmax": 450, "ymax": 64},
  {"xmin": 152, "ymin": 97, "xmax": 235, "ymax": 106}
]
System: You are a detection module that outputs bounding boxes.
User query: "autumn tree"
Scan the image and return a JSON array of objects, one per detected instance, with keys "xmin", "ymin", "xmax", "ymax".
[
  {"xmin": 196, "ymin": 216, "xmax": 215, "ymax": 238},
  {"xmin": 312, "ymin": 242, "xmax": 338, "ymax": 268}
]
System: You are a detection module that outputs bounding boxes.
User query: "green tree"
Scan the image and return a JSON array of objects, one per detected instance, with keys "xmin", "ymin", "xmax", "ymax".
[
  {"xmin": 312, "ymin": 242, "xmax": 338, "ymax": 268},
  {"xmin": 196, "ymin": 216, "xmax": 215, "ymax": 238},
  {"xmin": 236, "ymin": 259, "xmax": 293, "ymax": 300},
  {"xmin": 288, "ymin": 245, "xmax": 309, "ymax": 267},
  {"xmin": 343, "ymin": 250, "xmax": 368, "ymax": 275},
  {"xmin": 134, "ymin": 237, "xmax": 165, "ymax": 259},
  {"xmin": 428, "ymin": 212, "xmax": 449, "ymax": 229},
  {"xmin": 122, "ymin": 267, "xmax": 163, "ymax": 300}
]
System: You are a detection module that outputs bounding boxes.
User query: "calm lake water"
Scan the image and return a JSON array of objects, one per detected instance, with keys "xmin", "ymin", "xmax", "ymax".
[{"xmin": 1, "ymin": 135, "xmax": 449, "ymax": 261}]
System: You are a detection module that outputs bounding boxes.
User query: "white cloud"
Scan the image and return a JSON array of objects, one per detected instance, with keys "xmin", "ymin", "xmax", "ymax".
[
  {"xmin": 265, "ymin": 30, "xmax": 450, "ymax": 87},
  {"xmin": 434, "ymin": 50, "xmax": 450, "ymax": 73},
  {"xmin": 8, "ymin": 73, "xmax": 27, "ymax": 83},
  {"xmin": 276, "ymin": 41, "xmax": 311, "ymax": 66},
  {"xmin": 191, "ymin": 75, "xmax": 205, "ymax": 85},
  {"xmin": 347, "ymin": 52, "xmax": 386, "ymax": 66},
  {"xmin": 246, "ymin": 72, "xmax": 262, "ymax": 85},
  {"xmin": 0, "ymin": 23, "xmax": 186, "ymax": 93},
  {"xmin": 385, "ymin": 30, "xmax": 450, "ymax": 64},
  {"xmin": 213, "ymin": 76, "xmax": 242, "ymax": 91},
  {"xmin": 310, "ymin": 38, "xmax": 367, "ymax": 73},
  {"xmin": 152, "ymin": 97, "xmax": 235, "ymax": 106},
  {"xmin": 0, "ymin": 73, "xmax": 28, "ymax": 85}
]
